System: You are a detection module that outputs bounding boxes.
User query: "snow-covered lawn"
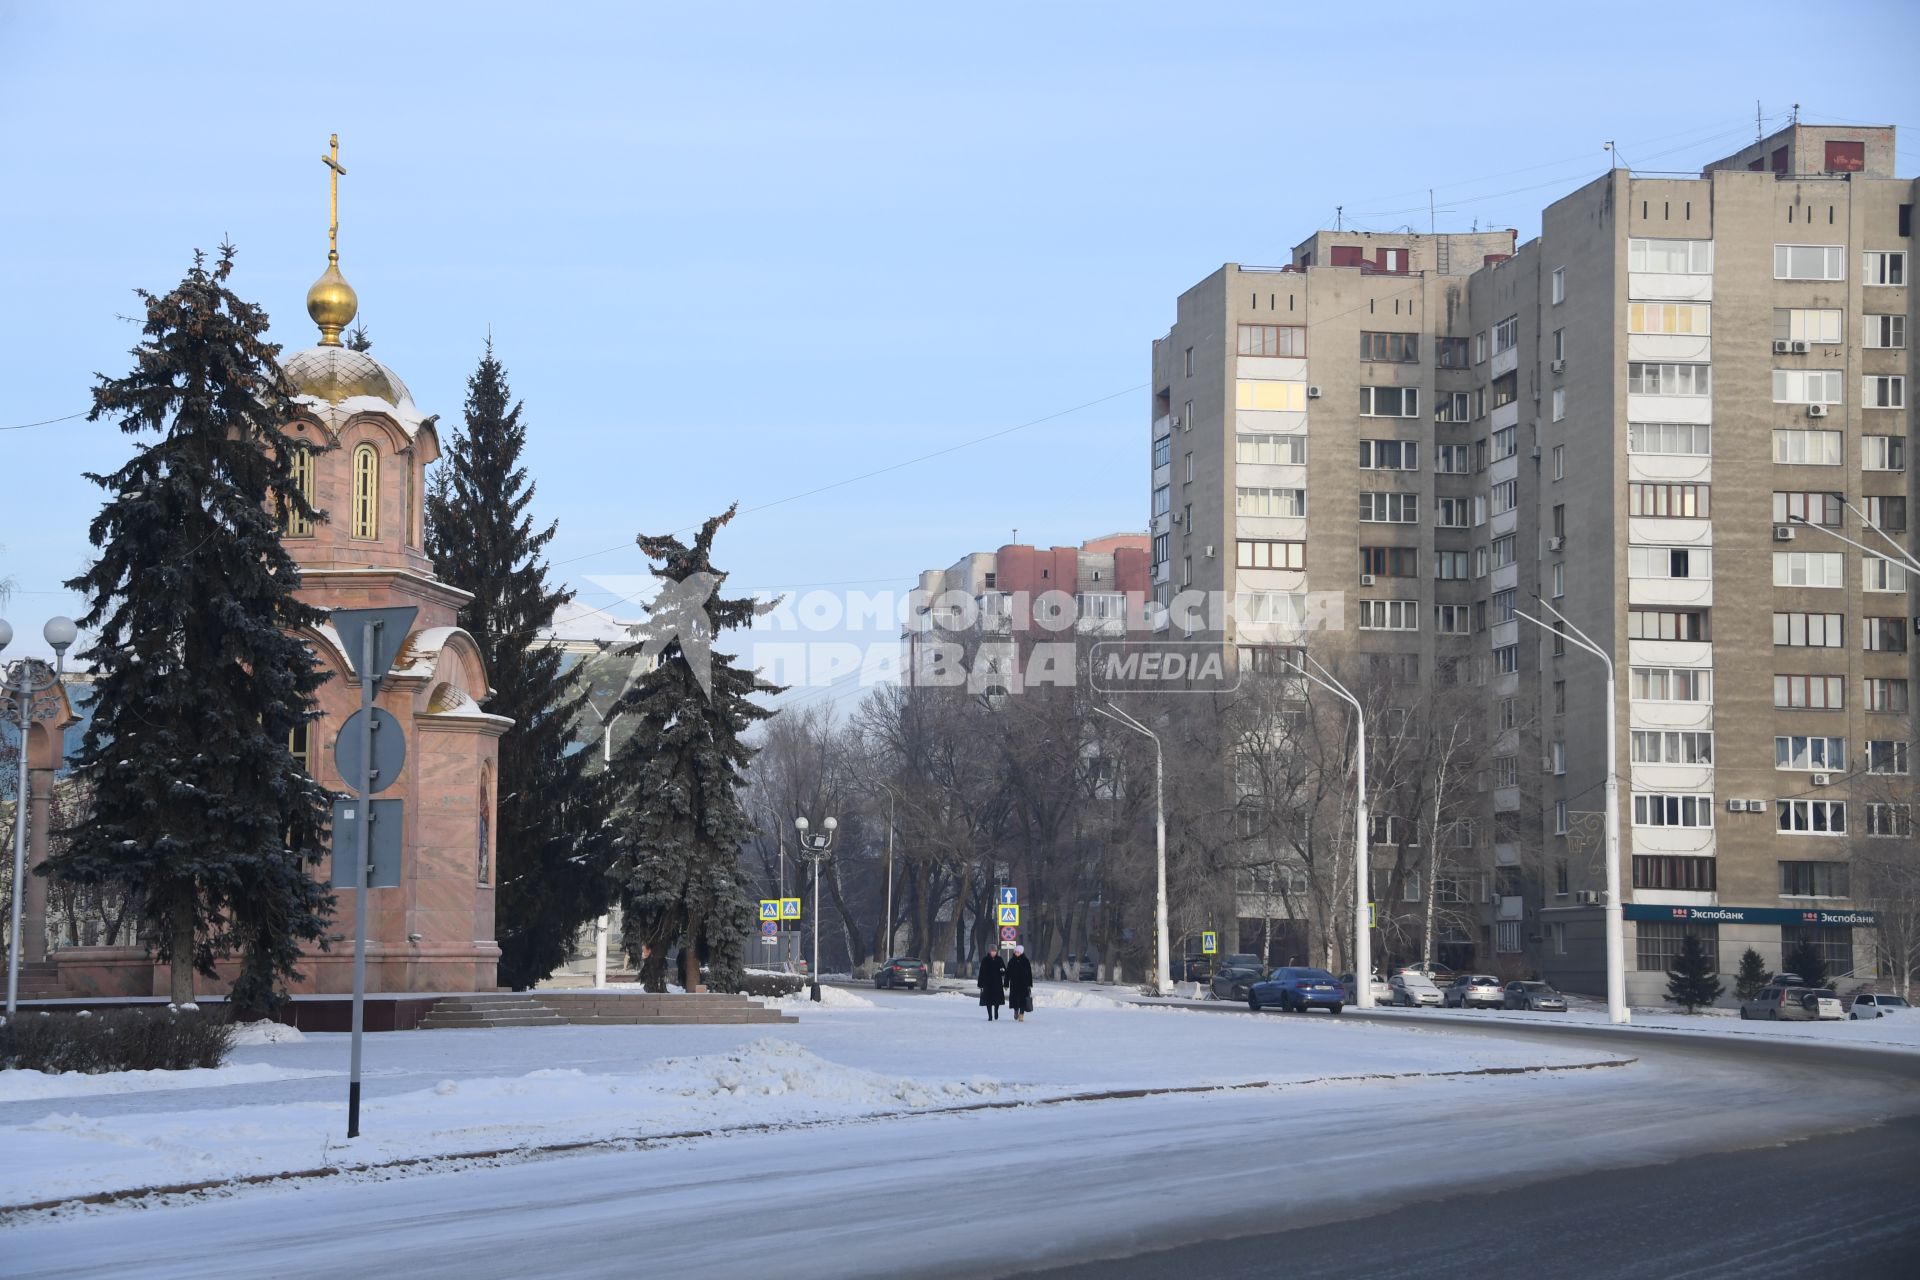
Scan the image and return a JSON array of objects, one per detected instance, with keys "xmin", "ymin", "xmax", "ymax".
[
  {"xmin": 1321, "ymin": 998, "xmax": 1920, "ymax": 1050},
  {"xmin": 0, "ymin": 983, "xmax": 1623, "ymax": 1209}
]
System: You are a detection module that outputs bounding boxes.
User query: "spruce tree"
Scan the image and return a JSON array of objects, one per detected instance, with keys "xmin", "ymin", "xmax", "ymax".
[
  {"xmin": 1663, "ymin": 933, "xmax": 1723, "ymax": 1013},
  {"xmin": 610, "ymin": 506, "xmax": 777, "ymax": 993},
  {"xmin": 48, "ymin": 245, "xmax": 333, "ymax": 1014},
  {"xmin": 1783, "ymin": 939, "xmax": 1829, "ymax": 989},
  {"xmin": 1733, "ymin": 947, "xmax": 1773, "ymax": 1002},
  {"xmin": 425, "ymin": 341, "xmax": 615, "ymax": 989}
]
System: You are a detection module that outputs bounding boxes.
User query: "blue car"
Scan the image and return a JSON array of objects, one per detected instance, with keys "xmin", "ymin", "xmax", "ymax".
[{"xmin": 1248, "ymin": 966, "xmax": 1346, "ymax": 1014}]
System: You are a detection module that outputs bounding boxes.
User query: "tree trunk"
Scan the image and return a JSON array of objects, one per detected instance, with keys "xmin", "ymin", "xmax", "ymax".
[
  {"xmin": 168, "ymin": 889, "xmax": 195, "ymax": 1005},
  {"xmin": 683, "ymin": 910, "xmax": 703, "ymax": 991}
]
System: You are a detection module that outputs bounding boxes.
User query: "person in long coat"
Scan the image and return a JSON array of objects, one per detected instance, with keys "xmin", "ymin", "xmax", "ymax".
[
  {"xmin": 978, "ymin": 950, "xmax": 1006, "ymax": 1021},
  {"xmin": 1005, "ymin": 944, "xmax": 1034, "ymax": 1022}
]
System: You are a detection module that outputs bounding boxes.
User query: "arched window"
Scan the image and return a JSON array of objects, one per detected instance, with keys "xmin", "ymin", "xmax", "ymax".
[
  {"xmin": 283, "ymin": 444, "xmax": 315, "ymax": 537},
  {"xmin": 351, "ymin": 443, "xmax": 379, "ymax": 539},
  {"xmin": 402, "ymin": 453, "xmax": 416, "ymax": 547}
]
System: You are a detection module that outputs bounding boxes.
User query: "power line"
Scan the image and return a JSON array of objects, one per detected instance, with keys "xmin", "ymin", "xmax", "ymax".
[{"xmin": 1, "ymin": 412, "xmax": 87, "ymax": 432}]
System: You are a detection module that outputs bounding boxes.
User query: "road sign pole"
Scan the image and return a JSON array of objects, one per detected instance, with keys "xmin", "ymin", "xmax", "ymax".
[{"xmin": 347, "ymin": 619, "xmax": 377, "ymax": 1140}]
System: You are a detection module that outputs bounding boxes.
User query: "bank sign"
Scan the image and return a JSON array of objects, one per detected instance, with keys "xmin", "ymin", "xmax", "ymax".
[{"xmin": 1623, "ymin": 904, "xmax": 1878, "ymax": 927}]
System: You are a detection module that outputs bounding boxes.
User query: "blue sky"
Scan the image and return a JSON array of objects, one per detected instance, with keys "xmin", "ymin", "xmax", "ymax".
[{"xmin": 3, "ymin": 0, "xmax": 1916, "ymax": 711}]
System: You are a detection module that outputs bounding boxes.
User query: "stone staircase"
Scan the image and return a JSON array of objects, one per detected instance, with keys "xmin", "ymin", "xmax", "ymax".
[
  {"xmin": 415, "ymin": 991, "xmax": 796, "ymax": 1030},
  {"xmin": 12, "ymin": 962, "xmax": 63, "ymax": 1002}
]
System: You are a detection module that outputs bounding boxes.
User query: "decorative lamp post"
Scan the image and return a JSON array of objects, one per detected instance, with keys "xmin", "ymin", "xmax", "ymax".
[
  {"xmin": 793, "ymin": 815, "xmax": 837, "ymax": 1002},
  {"xmin": 2, "ymin": 616, "xmax": 78, "ymax": 1018}
]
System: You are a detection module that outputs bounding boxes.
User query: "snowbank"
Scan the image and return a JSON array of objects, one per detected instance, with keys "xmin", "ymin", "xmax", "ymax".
[
  {"xmin": 776, "ymin": 986, "xmax": 876, "ymax": 1010},
  {"xmin": 0, "ymin": 1062, "xmax": 330, "ymax": 1103},
  {"xmin": 1028, "ymin": 987, "xmax": 1133, "ymax": 1011},
  {"xmin": 229, "ymin": 1022, "xmax": 306, "ymax": 1047}
]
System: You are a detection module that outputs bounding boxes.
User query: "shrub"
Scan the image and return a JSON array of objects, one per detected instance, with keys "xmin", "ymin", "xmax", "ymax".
[
  {"xmin": 734, "ymin": 972, "xmax": 806, "ymax": 999},
  {"xmin": 0, "ymin": 1006, "xmax": 234, "ymax": 1074}
]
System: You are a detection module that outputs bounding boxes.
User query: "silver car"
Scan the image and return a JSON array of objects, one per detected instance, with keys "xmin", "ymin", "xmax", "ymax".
[
  {"xmin": 1502, "ymin": 981, "xmax": 1568, "ymax": 1011},
  {"xmin": 1388, "ymin": 973, "xmax": 1442, "ymax": 1006},
  {"xmin": 1443, "ymin": 973, "xmax": 1505, "ymax": 1009}
]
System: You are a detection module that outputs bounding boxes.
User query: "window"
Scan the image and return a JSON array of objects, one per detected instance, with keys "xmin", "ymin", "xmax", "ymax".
[
  {"xmin": 1492, "ymin": 756, "xmax": 1518, "ymax": 788},
  {"xmin": 1863, "ymin": 251, "xmax": 1906, "ymax": 286},
  {"xmin": 1359, "ymin": 440, "xmax": 1419, "ymax": 470},
  {"xmin": 1436, "ymin": 337, "xmax": 1470, "ymax": 368},
  {"xmin": 1359, "ymin": 386, "xmax": 1419, "ymax": 417},
  {"xmin": 1775, "ymin": 736, "xmax": 1846, "ymax": 771},
  {"xmin": 1434, "ymin": 604, "xmax": 1471, "ymax": 634},
  {"xmin": 1236, "ymin": 380, "xmax": 1307, "ymax": 412},
  {"xmin": 1490, "ymin": 427, "xmax": 1517, "ymax": 462},
  {"xmin": 1766, "ymin": 552, "xmax": 1843, "ymax": 587},
  {"xmin": 1772, "ymin": 369, "xmax": 1845, "ymax": 404},
  {"xmin": 1774, "ymin": 674, "xmax": 1845, "ymax": 709},
  {"xmin": 1637, "ymin": 922, "xmax": 1719, "ymax": 973},
  {"xmin": 1551, "ymin": 266, "xmax": 1566, "ymax": 303},
  {"xmin": 1492, "ymin": 371, "xmax": 1519, "ymax": 408},
  {"xmin": 1630, "ymin": 239, "xmax": 1714, "ymax": 274},
  {"xmin": 1632, "ymin": 666, "xmax": 1712, "ymax": 702},
  {"xmin": 1496, "ymin": 921, "xmax": 1522, "ymax": 954},
  {"xmin": 1436, "ymin": 391, "xmax": 1471, "ymax": 423},
  {"xmin": 1633, "ymin": 855, "xmax": 1717, "ymax": 891},
  {"xmin": 1629, "ymin": 363, "xmax": 1711, "ymax": 396},
  {"xmin": 1628, "ymin": 303, "xmax": 1711, "ymax": 334},
  {"xmin": 1434, "ymin": 550, "xmax": 1469, "ymax": 580},
  {"xmin": 1552, "ymin": 445, "xmax": 1564, "ymax": 479},
  {"xmin": 1153, "ymin": 484, "xmax": 1171, "ymax": 516},
  {"xmin": 1824, "ymin": 140, "xmax": 1866, "ymax": 172},
  {"xmin": 1629, "ymin": 483, "xmax": 1709, "ymax": 518},
  {"xmin": 1236, "ymin": 540, "xmax": 1305, "ymax": 570},
  {"xmin": 1863, "ymin": 378, "xmax": 1906, "ymax": 411},
  {"xmin": 1360, "ymin": 332, "xmax": 1419, "ymax": 362},
  {"xmin": 1492, "ymin": 534, "xmax": 1516, "ymax": 568},
  {"xmin": 1358, "ymin": 599, "xmax": 1420, "ymax": 631},
  {"xmin": 1629, "ymin": 546, "xmax": 1708, "ymax": 579},
  {"xmin": 1493, "ymin": 644, "xmax": 1519, "ymax": 676},
  {"xmin": 1776, "ymin": 801, "xmax": 1847, "ymax": 836},
  {"xmin": 1184, "ymin": 346, "xmax": 1193, "ymax": 376},
  {"xmin": 1552, "ymin": 563, "xmax": 1565, "ymax": 597},
  {"xmin": 1368, "ymin": 653, "xmax": 1420, "ymax": 684},
  {"xmin": 1435, "ymin": 497, "xmax": 1471, "ymax": 528},
  {"xmin": 351, "ymin": 443, "xmax": 379, "ymax": 540},
  {"xmin": 1865, "ymin": 677, "xmax": 1910, "ymax": 713},
  {"xmin": 1184, "ymin": 452, "xmax": 1194, "ymax": 483},
  {"xmin": 1491, "ymin": 588, "xmax": 1516, "ymax": 624},
  {"xmin": 1236, "ymin": 487, "xmax": 1307, "ymax": 517},
  {"xmin": 1863, "ymin": 556, "xmax": 1907, "ymax": 592},
  {"xmin": 1773, "ymin": 308, "xmax": 1845, "ymax": 344},
  {"xmin": 1152, "ymin": 532, "xmax": 1169, "ymax": 565},
  {"xmin": 1864, "ymin": 314, "xmax": 1907, "ymax": 349},
  {"xmin": 1773, "ymin": 492, "xmax": 1843, "ymax": 526},
  {"xmin": 1631, "ymin": 730, "xmax": 1714, "ymax": 765},
  {"xmin": 1492, "ymin": 315, "xmax": 1519, "ymax": 355},
  {"xmin": 1182, "ymin": 556, "xmax": 1193, "ymax": 586},
  {"xmin": 1630, "ymin": 422, "xmax": 1712, "ymax": 455},
  {"xmin": 1553, "ymin": 680, "xmax": 1566, "ymax": 714},
  {"xmin": 1778, "ymin": 925, "xmax": 1852, "ymax": 979},
  {"xmin": 288, "ymin": 722, "xmax": 310, "ymax": 772},
  {"xmin": 1359, "ymin": 547, "xmax": 1419, "ymax": 578},
  {"xmin": 1774, "ymin": 244, "xmax": 1846, "ymax": 280},
  {"xmin": 1864, "ymin": 436, "xmax": 1906, "ymax": 473},
  {"xmin": 1773, "ymin": 612, "xmax": 1844, "ymax": 647},
  {"xmin": 1628, "ymin": 609, "xmax": 1707, "ymax": 641},
  {"xmin": 1866, "ymin": 740, "xmax": 1910, "ymax": 774},
  {"xmin": 1553, "ymin": 329, "xmax": 1566, "ymax": 362},
  {"xmin": 1237, "ymin": 433, "xmax": 1307, "ymax": 465},
  {"xmin": 1474, "ymin": 331, "xmax": 1488, "ymax": 364},
  {"xmin": 1238, "ymin": 645, "xmax": 1304, "ymax": 677},
  {"xmin": 1551, "ymin": 387, "xmax": 1566, "ymax": 421},
  {"xmin": 282, "ymin": 443, "xmax": 315, "ymax": 538},
  {"xmin": 1152, "ymin": 435, "xmax": 1170, "ymax": 469},
  {"xmin": 1434, "ymin": 444, "xmax": 1469, "ymax": 473},
  {"xmin": 1473, "ymin": 549, "xmax": 1489, "ymax": 580},
  {"xmin": 1865, "ymin": 804, "xmax": 1913, "ymax": 838},
  {"xmin": 1235, "ymin": 591, "xmax": 1308, "ymax": 627},
  {"xmin": 1864, "ymin": 615, "xmax": 1911, "ymax": 652},
  {"xmin": 1772, "ymin": 430, "xmax": 1843, "ymax": 465},
  {"xmin": 1490, "ymin": 479, "xmax": 1518, "ymax": 515},
  {"xmin": 1237, "ymin": 324, "xmax": 1305, "ymax": 357},
  {"xmin": 1867, "ymin": 496, "xmax": 1907, "ymax": 531},
  {"xmin": 1633, "ymin": 794, "xmax": 1714, "ymax": 828},
  {"xmin": 1359, "ymin": 492, "xmax": 1418, "ymax": 523}
]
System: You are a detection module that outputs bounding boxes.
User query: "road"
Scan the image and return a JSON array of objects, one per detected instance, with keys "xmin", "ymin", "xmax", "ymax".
[{"xmin": 5, "ymin": 1007, "xmax": 1916, "ymax": 1279}]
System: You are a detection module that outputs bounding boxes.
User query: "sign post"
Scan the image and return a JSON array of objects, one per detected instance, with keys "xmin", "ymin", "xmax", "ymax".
[{"xmin": 330, "ymin": 606, "xmax": 416, "ymax": 1140}]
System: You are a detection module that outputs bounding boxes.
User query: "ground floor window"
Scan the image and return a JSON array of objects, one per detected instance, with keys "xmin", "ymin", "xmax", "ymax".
[
  {"xmin": 1635, "ymin": 921, "xmax": 1719, "ymax": 972},
  {"xmin": 1780, "ymin": 925, "xmax": 1855, "ymax": 979}
]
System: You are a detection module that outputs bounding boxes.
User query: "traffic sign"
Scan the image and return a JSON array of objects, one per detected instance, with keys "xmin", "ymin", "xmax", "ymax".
[
  {"xmin": 330, "ymin": 606, "xmax": 419, "ymax": 684},
  {"xmin": 333, "ymin": 706, "xmax": 406, "ymax": 793},
  {"xmin": 999, "ymin": 926, "xmax": 1017, "ymax": 942},
  {"xmin": 1201, "ymin": 931, "xmax": 1218, "ymax": 955},
  {"xmin": 996, "ymin": 904, "xmax": 1019, "ymax": 926},
  {"xmin": 761, "ymin": 920, "xmax": 778, "ymax": 935},
  {"xmin": 998, "ymin": 886, "xmax": 1018, "ymax": 906},
  {"xmin": 780, "ymin": 897, "xmax": 802, "ymax": 920},
  {"xmin": 760, "ymin": 934, "xmax": 779, "ymax": 945},
  {"xmin": 759, "ymin": 899, "xmax": 780, "ymax": 921},
  {"xmin": 329, "ymin": 798, "xmax": 403, "ymax": 889}
]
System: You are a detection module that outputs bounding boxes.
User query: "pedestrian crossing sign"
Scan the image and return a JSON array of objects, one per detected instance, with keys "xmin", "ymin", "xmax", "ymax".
[
  {"xmin": 1201, "ymin": 931, "xmax": 1218, "ymax": 955},
  {"xmin": 780, "ymin": 897, "xmax": 802, "ymax": 920},
  {"xmin": 760, "ymin": 900, "xmax": 780, "ymax": 921},
  {"xmin": 996, "ymin": 904, "xmax": 1020, "ymax": 926}
]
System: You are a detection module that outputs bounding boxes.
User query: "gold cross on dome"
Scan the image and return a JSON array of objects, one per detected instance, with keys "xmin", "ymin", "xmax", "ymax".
[{"xmin": 322, "ymin": 133, "xmax": 347, "ymax": 258}]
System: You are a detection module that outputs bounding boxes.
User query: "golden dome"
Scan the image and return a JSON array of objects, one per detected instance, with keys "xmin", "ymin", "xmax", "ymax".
[
  {"xmin": 306, "ymin": 251, "xmax": 359, "ymax": 346},
  {"xmin": 282, "ymin": 345, "xmax": 418, "ymax": 411}
]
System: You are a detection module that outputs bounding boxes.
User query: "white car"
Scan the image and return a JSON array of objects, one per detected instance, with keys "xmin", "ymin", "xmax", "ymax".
[
  {"xmin": 1849, "ymin": 992, "xmax": 1912, "ymax": 1020},
  {"xmin": 1389, "ymin": 973, "xmax": 1443, "ymax": 1007}
]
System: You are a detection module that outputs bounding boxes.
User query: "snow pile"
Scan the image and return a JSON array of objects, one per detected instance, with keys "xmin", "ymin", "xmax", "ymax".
[
  {"xmin": 1028, "ymin": 987, "xmax": 1133, "ymax": 1011},
  {"xmin": 0, "ymin": 1062, "xmax": 331, "ymax": 1103},
  {"xmin": 776, "ymin": 986, "xmax": 876, "ymax": 1010},
  {"xmin": 230, "ymin": 1022, "xmax": 306, "ymax": 1046}
]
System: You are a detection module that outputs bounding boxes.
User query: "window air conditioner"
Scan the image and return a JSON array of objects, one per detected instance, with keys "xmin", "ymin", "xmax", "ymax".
[
  {"xmin": 1807, "ymin": 404, "xmax": 1829, "ymax": 418},
  {"xmin": 1551, "ymin": 358, "xmax": 1566, "ymax": 373},
  {"xmin": 1745, "ymin": 799, "xmax": 1765, "ymax": 811},
  {"xmin": 1306, "ymin": 385, "xmax": 1323, "ymax": 399},
  {"xmin": 1548, "ymin": 535, "xmax": 1565, "ymax": 551},
  {"xmin": 1727, "ymin": 798, "xmax": 1746, "ymax": 812},
  {"xmin": 1773, "ymin": 340, "xmax": 1793, "ymax": 354},
  {"xmin": 1171, "ymin": 512, "xmax": 1182, "ymax": 524},
  {"xmin": 1204, "ymin": 545, "xmax": 1216, "ymax": 559},
  {"xmin": 1812, "ymin": 773, "xmax": 1831, "ymax": 787},
  {"xmin": 1359, "ymin": 574, "xmax": 1377, "ymax": 587},
  {"xmin": 1792, "ymin": 340, "xmax": 1811, "ymax": 354},
  {"xmin": 1773, "ymin": 525, "xmax": 1796, "ymax": 541},
  {"xmin": 1169, "ymin": 415, "xmax": 1179, "ymax": 428},
  {"xmin": 1575, "ymin": 890, "xmax": 1602, "ymax": 906}
]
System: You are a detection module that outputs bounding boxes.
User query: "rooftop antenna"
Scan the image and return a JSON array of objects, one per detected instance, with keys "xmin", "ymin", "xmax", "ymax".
[
  {"xmin": 1429, "ymin": 189, "xmax": 1435, "ymax": 237},
  {"xmin": 1791, "ymin": 102, "xmax": 1800, "ymax": 126},
  {"xmin": 1604, "ymin": 141, "xmax": 1619, "ymax": 170},
  {"xmin": 1756, "ymin": 100, "xmax": 1764, "ymax": 142},
  {"xmin": 1335, "ymin": 205, "xmax": 1344, "ymax": 231}
]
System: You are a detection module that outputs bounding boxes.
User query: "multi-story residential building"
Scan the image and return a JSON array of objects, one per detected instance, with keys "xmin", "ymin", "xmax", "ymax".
[{"xmin": 1153, "ymin": 121, "xmax": 1915, "ymax": 999}]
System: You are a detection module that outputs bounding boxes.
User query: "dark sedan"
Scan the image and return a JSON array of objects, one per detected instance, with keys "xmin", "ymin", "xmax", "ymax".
[
  {"xmin": 1502, "ymin": 981, "xmax": 1568, "ymax": 1011},
  {"xmin": 1210, "ymin": 962, "xmax": 1268, "ymax": 1001},
  {"xmin": 872, "ymin": 957, "xmax": 929, "ymax": 990},
  {"xmin": 1248, "ymin": 966, "xmax": 1345, "ymax": 1014}
]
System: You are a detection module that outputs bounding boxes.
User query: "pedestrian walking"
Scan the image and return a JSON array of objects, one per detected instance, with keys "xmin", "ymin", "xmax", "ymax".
[
  {"xmin": 1006, "ymin": 944, "xmax": 1033, "ymax": 1022},
  {"xmin": 978, "ymin": 949, "xmax": 1006, "ymax": 1021}
]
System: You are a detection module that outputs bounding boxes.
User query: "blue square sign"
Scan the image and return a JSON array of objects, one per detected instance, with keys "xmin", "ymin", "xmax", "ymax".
[{"xmin": 999, "ymin": 886, "xmax": 1018, "ymax": 906}]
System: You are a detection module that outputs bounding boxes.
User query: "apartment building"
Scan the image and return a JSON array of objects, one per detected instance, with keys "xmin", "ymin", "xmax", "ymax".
[{"xmin": 1152, "ymin": 121, "xmax": 1916, "ymax": 998}]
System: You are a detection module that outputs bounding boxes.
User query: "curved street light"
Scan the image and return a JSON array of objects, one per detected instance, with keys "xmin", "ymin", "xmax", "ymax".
[{"xmin": 1, "ymin": 616, "xmax": 78, "ymax": 1017}]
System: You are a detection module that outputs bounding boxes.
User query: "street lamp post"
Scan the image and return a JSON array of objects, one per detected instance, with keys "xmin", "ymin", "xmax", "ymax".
[
  {"xmin": 1287, "ymin": 654, "xmax": 1374, "ymax": 1008},
  {"xmin": 793, "ymin": 815, "xmax": 837, "ymax": 1002},
  {"xmin": 1089, "ymin": 701, "xmax": 1169, "ymax": 997},
  {"xmin": 1515, "ymin": 600, "xmax": 1628, "ymax": 1026},
  {"xmin": 876, "ymin": 782, "xmax": 898, "ymax": 963},
  {"xmin": 1, "ymin": 616, "xmax": 78, "ymax": 1019}
]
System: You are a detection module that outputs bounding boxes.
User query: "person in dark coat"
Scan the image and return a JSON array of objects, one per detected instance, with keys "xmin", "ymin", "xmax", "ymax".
[
  {"xmin": 1005, "ymin": 944, "xmax": 1034, "ymax": 1021},
  {"xmin": 978, "ymin": 950, "xmax": 1006, "ymax": 1021}
]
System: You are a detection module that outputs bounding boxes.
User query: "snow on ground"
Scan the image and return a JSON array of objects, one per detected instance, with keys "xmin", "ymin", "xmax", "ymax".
[
  {"xmin": 0, "ymin": 1062, "xmax": 332, "ymax": 1104},
  {"xmin": 0, "ymin": 982, "xmax": 1622, "ymax": 1208},
  {"xmin": 1339, "ymin": 999, "xmax": 1920, "ymax": 1051},
  {"xmin": 229, "ymin": 1022, "xmax": 306, "ymax": 1046},
  {"xmin": 774, "ymin": 985, "xmax": 875, "ymax": 1009}
]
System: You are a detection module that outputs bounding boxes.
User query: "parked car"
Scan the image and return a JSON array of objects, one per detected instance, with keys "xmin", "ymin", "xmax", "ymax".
[
  {"xmin": 1850, "ymin": 992, "xmax": 1913, "ymax": 1019},
  {"xmin": 1248, "ymin": 966, "xmax": 1345, "ymax": 1014},
  {"xmin": 1388, "ymin": 973, "xmax": 1443, "ymax": 1007},
  {"xmin": 1340, "ymin": 972, "xmax": 1392, "ymax": 1004},
  {"xmin": 1800, "ymin": 988, "xmax": 1843, "ymax": 1020},
  {"xmin": 1395, "ymin": 961, "xmax": 1456, "ymax": 982},
  {"xmin": 1210, "ymin": 962, "xmax": 1268, "ymax": 1002},
  {"xmin": 1502, "ymin": 980, "xmax": 1568, "ymax": 1012},
  {"xmin": 1741, "ymin": 986, "xmax": 1814, "ymax": 1020},
  {"xmin": 872, "ymin": 957, "xmax": 928, "ymax": 990},
  {"xmin": 1443, "ymin": 974, "xmax": 1505, "ymax": 1009}
]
